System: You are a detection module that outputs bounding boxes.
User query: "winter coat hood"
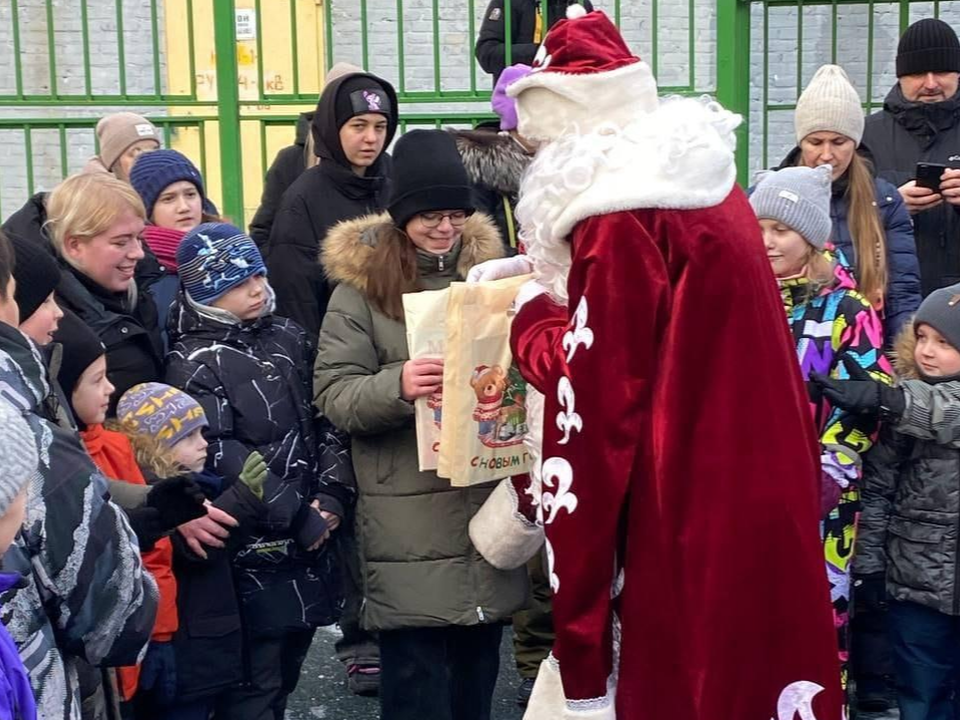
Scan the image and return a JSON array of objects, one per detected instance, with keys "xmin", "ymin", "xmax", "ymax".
[
  {"xmin": 311, "ymin": 71, "xmax": 399, "ymax": 169},
  {"xmin": 322, "ymin": 211, "xmax": 503, "ymax": 306},
  {"xmin": 450, "ymin": 129, "xmax": 532, "ymax": 196}
]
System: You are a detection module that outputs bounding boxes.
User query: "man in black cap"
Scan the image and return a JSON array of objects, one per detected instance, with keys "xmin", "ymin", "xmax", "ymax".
[
  {"xmin": 863, "ymin": 18, "xmax": 960, "ymax": 296},
  {"xmin": 265, "ymin": 70, "xmax": 398, "ymax": 339}
]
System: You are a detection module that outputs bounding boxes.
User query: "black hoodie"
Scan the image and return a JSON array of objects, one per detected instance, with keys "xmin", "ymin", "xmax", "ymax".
[
  {"xmin": 249, "ymin": 112, "xmax": 314, "ymax": 249},
  {"xmin": 264, "ymin": 72, "xmax": 398, "ymax": 338}
]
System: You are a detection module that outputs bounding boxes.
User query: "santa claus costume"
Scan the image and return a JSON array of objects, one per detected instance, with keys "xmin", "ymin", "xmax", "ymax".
[{"xmin": 470, "ymin": 7, "xmax": 846, "ymax": 720}]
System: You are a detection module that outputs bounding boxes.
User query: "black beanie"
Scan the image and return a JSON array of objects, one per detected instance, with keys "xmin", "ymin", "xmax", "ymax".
[
  {"xmin": 334, "ymin": 75, "xmax": 393, "ymax": 130},
  {"xmin": 53, "ymin": 310, "xmax": 106, "ymax": 402},
  {"xmin": 897, "ymin": 18, "xmax": 960, "ymax": 77},
  {"xmin": 388, "ymin": 130, "xmax": 475, "ymax": 229},
  {"xmin": 10, "ymin": 235, "xmax": 62, "ymax": 322}
]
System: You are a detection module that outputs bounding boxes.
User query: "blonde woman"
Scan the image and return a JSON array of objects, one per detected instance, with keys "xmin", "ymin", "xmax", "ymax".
[
  {"xmin": 46, "ymin": 173, "xmax": 163, "ymax": 413},
  {"xmin": 783, "ymin": 64, "xmax": 921, "ymax": 346}
]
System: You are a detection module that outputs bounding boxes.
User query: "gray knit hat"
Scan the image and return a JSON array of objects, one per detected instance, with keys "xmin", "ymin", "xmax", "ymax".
[
  {"xmin": 750, "ymin": 164, "xmax": 834, "ymax": 249},
  {"xmin": 795, "ymin": 64, "xmax": 865, "ymax": 147},
  {"xmin": 0, "ymin": 398, "xmax": 38, "ymax": 518},
  {"xmin": 914, "ymin": 281, "xmax": 960, "ymax": 352}
]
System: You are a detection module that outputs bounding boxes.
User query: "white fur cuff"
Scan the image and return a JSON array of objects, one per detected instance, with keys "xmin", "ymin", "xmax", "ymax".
[
  {"xmin": 469, "ymin": 478, "xmax": 543, "ymax": 570},
  {"xmin": 524, "ymin": 656, "xmax": 617, "ymax": 720}
]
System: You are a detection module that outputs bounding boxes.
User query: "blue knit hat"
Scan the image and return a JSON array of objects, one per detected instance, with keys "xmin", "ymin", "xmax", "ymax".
[
  {"xmin": 177, "ymin": 222, "xmax": 267, "ymax": 305},
  {"xmin": 129, "ymin": 149, "xmax": 207, "ymax": 219}
]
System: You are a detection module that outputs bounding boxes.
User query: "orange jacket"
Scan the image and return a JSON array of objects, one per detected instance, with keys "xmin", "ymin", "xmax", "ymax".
[{"xmin": 81, "ymin": 424, "xmax": 178, "ymax": 699}]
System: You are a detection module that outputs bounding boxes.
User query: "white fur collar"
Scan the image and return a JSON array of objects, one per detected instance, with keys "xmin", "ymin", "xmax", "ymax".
[{"xmin": 516, "ymin": 96, "xmax": 741, "ymax": 302}]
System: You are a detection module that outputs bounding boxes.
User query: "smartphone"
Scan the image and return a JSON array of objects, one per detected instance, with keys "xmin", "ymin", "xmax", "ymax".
[{"xmin": 916, "ymin": 162, "xmax": 948, "ymax": 191}]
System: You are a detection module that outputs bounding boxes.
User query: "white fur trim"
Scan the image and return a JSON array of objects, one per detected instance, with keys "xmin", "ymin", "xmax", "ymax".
[
  {"xmin": 508, "ymin": 61, "xmax": 658, "ymax": 143},
  {"xmin": 514, "ymin": 95, "xmax": 741, "ymax": 303},
  {"xmin": 469, "ymin": 478, "xmax": 544, "ymax": 570},
  {"xmin": 566, "ymin": 3, "xmax": 588, "ymax": 18},
  {"xmin": 524, "ymin": 655, "xmax": 617, "ymax": 720}
]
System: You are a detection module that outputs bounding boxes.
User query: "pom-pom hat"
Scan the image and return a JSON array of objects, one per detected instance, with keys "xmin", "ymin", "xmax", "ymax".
[{"xmin": 507, "ymin": 5, "xmax": 658, "ymax": 142}]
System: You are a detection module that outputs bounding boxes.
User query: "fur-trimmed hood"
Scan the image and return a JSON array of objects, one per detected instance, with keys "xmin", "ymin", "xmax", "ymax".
[
  {"xmin": 322, "ymin": 211, "xmax": 504, "ymax": 297},
  {"xmin": 450, "ymin": 129, "xmax": 532, "ymax": 196},
  {"xmin": 894, "ymin": 320, "xmax": 918, "ymax": 379}
]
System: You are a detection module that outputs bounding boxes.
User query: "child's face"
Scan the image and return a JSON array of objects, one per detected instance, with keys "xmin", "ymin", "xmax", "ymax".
[
  {"xmin": 759, "ymin": 219, "xmax": 810, "ymax": 278},
  {"xmin": 171, "ymin": 426, "xmax": 208, "ymax": 473},
  {"xmin": 20, "ymin": 293, "xmax": 64, "ymax": 346},
  {"xmin": 0, "ymin": 276, "xmax": 19, "ymax": 328},
  {"xmin": 71, "ymin": 355, "xmax": 114, "ymax": 426},
  {"xmin": 915, "ymin": 323, "xmax": 960, "ymax": 378},
  {"xmin": 212, "ymin": 274, "xmax": 267, "ymax": 321},
  {"xmin": 0, "ymin": 487, "xmax": 27, "ymax": 557}
]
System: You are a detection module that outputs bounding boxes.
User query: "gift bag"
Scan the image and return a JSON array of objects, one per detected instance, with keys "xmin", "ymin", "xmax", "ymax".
[
  {"xmin": 438, "ymin": 274, "xmax": 532, "ymax": 486},
  {"xmin": 403, "ymin": 287, "xmax": 450, "ymax": 471}
]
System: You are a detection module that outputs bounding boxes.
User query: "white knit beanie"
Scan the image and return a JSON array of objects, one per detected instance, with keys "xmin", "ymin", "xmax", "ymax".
[
  {"xmin": 794, "ymin": 64, "xmax": 865, "ymax": 146},
  {"xmin": 0, "ymin": 398, "xmax": 38, "ymax": 517}
]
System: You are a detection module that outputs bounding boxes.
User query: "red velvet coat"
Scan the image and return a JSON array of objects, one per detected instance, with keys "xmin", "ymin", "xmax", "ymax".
[{"xmin": 511, "ymin": 190, "xmax": 844, "ymax": 720}]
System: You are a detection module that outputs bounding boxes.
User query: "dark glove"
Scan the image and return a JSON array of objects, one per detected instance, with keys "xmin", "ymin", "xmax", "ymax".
[
  {"xmin": 123, "ymin": 506, "xmax": 164, "ymax": 551},
  {"xmin": 145, "ymin": 476, "xmax": 207, "ymax": 530},
  {"xmin": 810, "ymin": 356, "xmax": 904, "ymax": 419},
  {"xmin": 138, "ymin": 640, "xmax": 178, "ymax": 705},
  {"xmin": 291, "ymin": 502, "xmax": 329, "ymax": 550},
  {"xmin": 852, "ymin": 572, "xmax": 887, "ymax": 614}
]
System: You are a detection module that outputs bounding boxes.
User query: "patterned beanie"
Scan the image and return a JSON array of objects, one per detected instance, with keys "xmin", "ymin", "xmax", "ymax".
[
  {"xmin": 0, "ymin": 397, "xmax": 38, "ymax": 518},
  {"xmin": 177, "ymin": 222, "xmax": 267, "ymax": 305},
  {"xmin": 750, "ymin": 164, "xmax": 833, "ymax": 250},
  {"xmin": 129, "ymin": 149, "xmax": 207, "ymax": 219},
  {"xmin": 914, "ymin": 281, "xmax": 960, "ymax": 353},
  {"xmin": 118, "ymin": 382, "xmax": 208, "ymax": 448}
]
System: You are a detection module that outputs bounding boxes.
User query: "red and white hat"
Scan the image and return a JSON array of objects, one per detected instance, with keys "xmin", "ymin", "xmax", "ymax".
[{"xmin": 507, "ymin": 6, "xmax": 658, "ymax": 141}]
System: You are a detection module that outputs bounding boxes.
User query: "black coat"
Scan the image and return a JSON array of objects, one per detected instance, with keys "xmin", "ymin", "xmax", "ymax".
[
  {"xmin": 1, "ymin": 192, "xmax": 47, "ymax": 246},
  {"xmin": 475, "ymin": 0, "xmax": 593, "ymax": 83},
  {"xmin": 165, "ymin": 292, "xmax": 352, "ymax": 632},
  {"xmin": 862, "ymin": 85, "xmax": 960, "ymax": 296},
  {"xmin": 56, "ymin": 264, "xmax": 164, "ymax": 415},
  {"xmin": 168, "ymin": 471, "xmax": 264, "ymax": 702},
  {"xmin": 249, "ymin": 113, "xmax": 314, "ymax": 250},
  {"xmin": 264, "ymin": 72, "xmax": 398, "ymax": 339}
]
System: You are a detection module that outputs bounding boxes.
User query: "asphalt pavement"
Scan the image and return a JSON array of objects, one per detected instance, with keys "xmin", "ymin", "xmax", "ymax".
[{"xmin": 285, "ymin": 626, "xmax": 899, "ymax": 720}]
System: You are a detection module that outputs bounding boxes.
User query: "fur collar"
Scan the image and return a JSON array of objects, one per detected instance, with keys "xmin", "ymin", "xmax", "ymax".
[
  {"xmin": 322, "ymin": 212, "xmax": 504, "ymax": 297},
  {"xmin": 894, "ymin": 321, "xmax": 918, "ymax": 379},
  {"xmin": 451, "ymin": 130, "xmax": 532, "ymax": 195}
]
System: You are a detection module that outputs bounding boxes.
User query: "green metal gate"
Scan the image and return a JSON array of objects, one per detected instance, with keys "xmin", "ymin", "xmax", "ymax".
[{"xmin": 0, "ymin": 0, "xmax": 956, "ymax": 224}]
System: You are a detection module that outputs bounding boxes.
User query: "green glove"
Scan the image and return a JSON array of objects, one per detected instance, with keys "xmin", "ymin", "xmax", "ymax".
[{"xmin": 239, "ymin": 451, "xmax": 267, "ymax": 500}]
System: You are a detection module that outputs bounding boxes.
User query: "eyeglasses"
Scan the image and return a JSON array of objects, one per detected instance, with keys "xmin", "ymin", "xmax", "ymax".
[{"xmin": 418, "ymin": 211, "xmax": 469, "ymax": 229}]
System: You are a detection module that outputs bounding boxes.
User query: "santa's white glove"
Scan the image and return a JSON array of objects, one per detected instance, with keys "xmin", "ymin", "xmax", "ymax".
[{"xmin": 466, "ymin": 255, "xmax": 534, "ymax": 283}]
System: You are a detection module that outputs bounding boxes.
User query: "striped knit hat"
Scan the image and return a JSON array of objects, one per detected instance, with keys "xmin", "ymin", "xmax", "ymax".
[
  {"xmin": 177, "ymin": 222, "xmax": 267, "ymax": 305},
  {"xmin": 0, "ymin": 397, "xmax": 38, "ymax": 517}
]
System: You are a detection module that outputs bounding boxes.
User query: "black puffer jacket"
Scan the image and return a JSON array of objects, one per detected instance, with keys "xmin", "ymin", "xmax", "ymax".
[
  {"xmin": 249, "ymin": 113, "xmax": 314, "ymax": 250},
  {"xmin": 56, "ymin": 264, "xmax": 164, "ymax": 414},
  {"xmin": 857, "ymin": 324, "xmax": 960, "ymax": 614},
  {"xmin": 863, "ymin": 86, "xmax": 960, "ymax": 296},
  {"xmin": 475, "ymin": 0, "xmax": 593, "ymax": 83},
  {"xmin": 165, "ymin": 291, "xmax": 351, "ymax": 632},
  {"xmin": 1, "ymin": 192, "xmax": 47, "ymax": 246},
  {"xmin": 451, "ymin": 128, "xmax": 531, "ymax": 254},
  {"xmin": 265, "ymin": 71, "xmax": 398, "ymax": 339}
]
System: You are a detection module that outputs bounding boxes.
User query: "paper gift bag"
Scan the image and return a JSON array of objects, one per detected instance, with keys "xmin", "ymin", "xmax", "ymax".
[
  {"xmin": 438, "ymin": 274, "xmax": 532, "ymax": 486},
  {"xmin": 403, "ymin": 287, "xmax": 450, "ymax": 471}
]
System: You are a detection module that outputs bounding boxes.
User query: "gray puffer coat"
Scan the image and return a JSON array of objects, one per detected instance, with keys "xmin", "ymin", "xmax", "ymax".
[{"xmin": 857, "ymin": 323, "xmax": 960, "ymax": 614}]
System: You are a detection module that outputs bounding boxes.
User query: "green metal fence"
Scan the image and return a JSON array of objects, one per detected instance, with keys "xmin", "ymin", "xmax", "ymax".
[{"xmin": 1, "ymin": 0, "xmax": 957, "ymax": 224}]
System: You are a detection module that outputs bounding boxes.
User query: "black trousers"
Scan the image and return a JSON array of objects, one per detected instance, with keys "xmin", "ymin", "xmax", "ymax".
[
  {"xmin": 217, "ymin": 628, "xmax": 315, "ymax": 720},
  {"xmin": 379, "ymin": 623, "xmax": 503, "ymax": 720},
  {"xmin": 334, "ymin": 524, "xmax": 379, "ymax": 666}
]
